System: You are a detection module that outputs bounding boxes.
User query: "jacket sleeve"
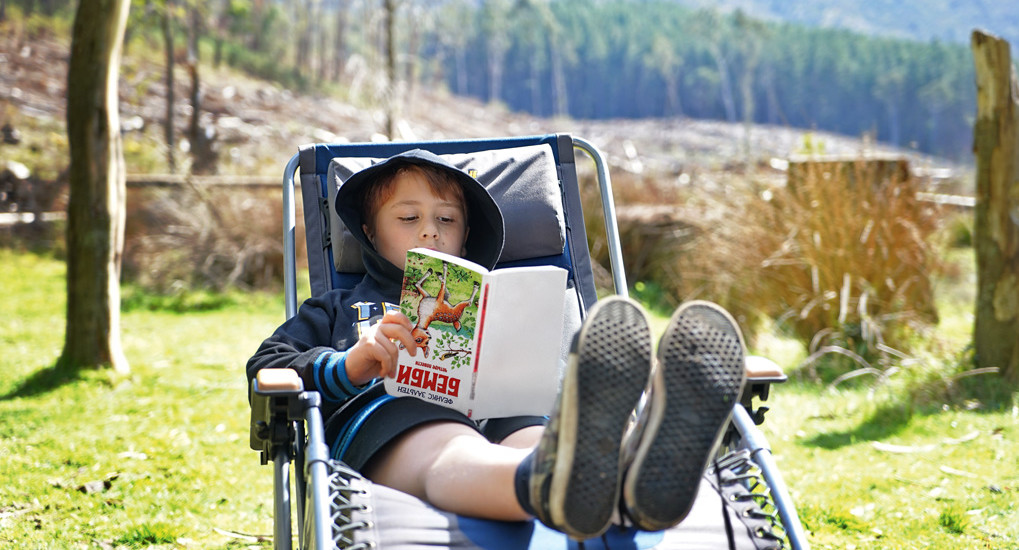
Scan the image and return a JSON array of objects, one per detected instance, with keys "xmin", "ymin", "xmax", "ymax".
[{"xmin": 245, "ymin": 293, "xmax": 371, "ymax": 405}]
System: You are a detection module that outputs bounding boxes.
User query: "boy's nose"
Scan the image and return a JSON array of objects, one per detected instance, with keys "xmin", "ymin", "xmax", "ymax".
[{"xmin": 421, "ymin": 220, "xmax": 438, "ymax": 238}]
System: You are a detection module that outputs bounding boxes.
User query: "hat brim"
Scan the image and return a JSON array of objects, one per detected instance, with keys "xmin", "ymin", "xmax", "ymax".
[{"xmin": 334, "ymin": 149, "xmax": 505, "ymax": 270}]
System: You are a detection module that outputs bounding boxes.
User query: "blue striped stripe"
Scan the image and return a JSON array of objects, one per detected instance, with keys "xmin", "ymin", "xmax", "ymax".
[
  {"xmin": 333, "ymin": 353, "xmax": 363, "ymax": 396},
  {"xmin": 320, "ymin": 352, "xmax": 346, "ymax": 400}
]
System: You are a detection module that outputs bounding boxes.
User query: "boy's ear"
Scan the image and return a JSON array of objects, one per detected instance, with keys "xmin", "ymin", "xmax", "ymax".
[{"xmin": 362, "ymin": 223, "xmax": 375, "ymax": 247}]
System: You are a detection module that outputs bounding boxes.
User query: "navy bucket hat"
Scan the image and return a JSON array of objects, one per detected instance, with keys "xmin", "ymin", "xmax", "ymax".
[{"xmin": 334, "ymin": 149, "xmax": 506, "ymax": 270}]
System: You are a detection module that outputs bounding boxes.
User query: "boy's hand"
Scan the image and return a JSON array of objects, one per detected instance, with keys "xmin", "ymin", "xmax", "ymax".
[{"xmin": 345, "ymin": 311, "xmax": 416, "ymax": 386}]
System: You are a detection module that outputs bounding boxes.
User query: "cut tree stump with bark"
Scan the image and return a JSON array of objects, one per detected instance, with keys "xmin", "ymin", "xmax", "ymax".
[{"xmin": 971, "ymin": 29, "xmax": 1019, "ymax": 385}]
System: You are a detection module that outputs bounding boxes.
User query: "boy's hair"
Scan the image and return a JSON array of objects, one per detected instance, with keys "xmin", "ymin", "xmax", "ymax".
[{"xmin": 360, "ymin": 163, "xmax": 468, "ymax": 229}]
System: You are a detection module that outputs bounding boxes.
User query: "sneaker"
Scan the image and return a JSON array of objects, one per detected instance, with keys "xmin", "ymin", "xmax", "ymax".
[
  {"xmin": 622, "ymin": 300, "xmax": 747, "ymax": 532},
  {"xmin": 529, "ymin": 295, "xmax": 653, "ymax": 540}
]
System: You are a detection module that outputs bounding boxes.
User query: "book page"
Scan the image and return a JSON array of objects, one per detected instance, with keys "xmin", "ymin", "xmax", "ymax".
[{"xmin": 470, "ymin": 266, "xmax": 567, "ymax": 419}]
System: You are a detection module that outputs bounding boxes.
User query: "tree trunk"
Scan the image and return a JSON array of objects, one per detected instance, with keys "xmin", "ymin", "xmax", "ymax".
[
  {"xmin": 250, "ymin": 0, "xmax": 264, "ymax": 51},
  {"xmin": 709, "ymin": 45, "xmax": 737, "ymax": 123},
  {"xmin": 315, "ymin": 0, "xmax": 326, "ymax": 84},
  {"xmin": 551, "ymin": 42, "xmax": 568, "ymax": 118},
  {"xmin": 384, "ymin": 0, "xmax": 398, "ymax": 139},
  {"xmin": 971, "ymin": 30, "xmax": 1019, "ymax": 385},
  {"xmin": 187, "ymin": 4, "xmax": 216, "ymax": 174},
  {"xmin": 332, "ymin": 0, "xmax": 349, "ymax": 82},
  {"xmin": 294, "ymin": 0, "xmax": 310, "ymax": 80},
  {"xmin": 62, "ymin": 0, "xmax": 131, "ymax": 374},
  {"xmin": 162, "ymin": 0, "xmax": 176, "ymax": 172},
  {"xmin": 213, "ymin": 0, "xmax": 228, "ymax": 67}
]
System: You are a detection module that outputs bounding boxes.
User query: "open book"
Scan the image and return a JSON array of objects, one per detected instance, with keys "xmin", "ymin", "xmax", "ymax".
[{"xmin": 384, "ymin": 248, "xmax": 568, "ymax": 419}]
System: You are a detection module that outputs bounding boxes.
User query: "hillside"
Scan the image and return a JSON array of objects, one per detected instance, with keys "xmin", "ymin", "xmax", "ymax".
[
  {"xmin": 671, "ymin": 0, "xmax": 1019, "ymax": 50},
  {"xmin": 1, "ymin": 29, "xmax": 967, "ymax": 195}
]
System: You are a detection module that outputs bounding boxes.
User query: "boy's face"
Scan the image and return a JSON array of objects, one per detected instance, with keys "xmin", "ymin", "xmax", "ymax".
[{"xmin": 363, "ymin": 169, "xmax": 468, "ymax": 268}]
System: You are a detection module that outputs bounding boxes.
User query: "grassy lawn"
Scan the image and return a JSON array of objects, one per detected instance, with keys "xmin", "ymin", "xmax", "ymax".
[
  {"xmin": 0, "ymin": 249, "xmax": 279, "ymax": 548},
  {"xmin": 1, "ymin": 247, "xmax": 1017, "ymax": 548}
]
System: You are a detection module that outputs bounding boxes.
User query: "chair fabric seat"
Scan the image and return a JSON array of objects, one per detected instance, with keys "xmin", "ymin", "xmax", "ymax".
[{"xmin": 349, "ymin": 474, "xmax": 764, "ymax": 549}]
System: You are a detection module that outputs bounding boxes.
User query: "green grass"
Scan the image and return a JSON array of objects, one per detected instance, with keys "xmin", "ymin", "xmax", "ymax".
[
  {"xmin": 2, "ymin": 247, "xmax": 1017, "ymax": 548},
  {"xmin": 761, "ymin": 382, "xmax": 1018, "ymax": 549},
  {"xmin": 0, "ymin": 249, "xmax": 281, "ymax": 548}
]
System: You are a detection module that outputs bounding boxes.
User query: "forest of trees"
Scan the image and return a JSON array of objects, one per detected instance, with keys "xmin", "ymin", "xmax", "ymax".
[
  {"xmin": 4, "ymin": 0, "xmax": 1005, "ymax": 161},
  {"xmin": 423, "ymin": 1, "xmax": 980, "ymax": 160}
]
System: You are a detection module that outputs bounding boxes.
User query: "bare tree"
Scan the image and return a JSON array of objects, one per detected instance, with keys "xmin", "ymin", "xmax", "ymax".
[
  {"xmin": 331, "ymin": 0, "xmax": 350, "ymax": 82},
  {"xmin": 162, "ymin": 0, "xmax": 177, "ymax": 172},
  {"xmin": 646, "ymin": 34, "xmax": 683, "ymax": 117},
  {"xmin": 250, "ymin": 0, "xmax": 265, "ymax": 51},
  {"xmin": 384, "ymin": 0, "xmax": 399, "ymax": 138},
  {"xmin": 734, "ymin": 10, "xmax": 766, "ymax": 172},
  {"xmin": 481, "ymin": 0, "xmax": 511, "ymax": 104},
  {"xmin": 691, "ymin": 10, "xmax": 737, "ymax": 123},
  {"xmin": 971, "ymin": 30, "xmax": 1019, "ymax": 385},
  {"xmin": 61, "ymin": 0, "xmax": 131, "ymax": 374},
  {"xmin": 295, "ymin": 0, "xmax": 311, "ymax": 79},
  {"xmin": 212, "ymin": 0, "xmax": 229, "ymax": 67},
  {"xmin": 186, "ymin": 2, "xmax": 216, "ymax": 174}
]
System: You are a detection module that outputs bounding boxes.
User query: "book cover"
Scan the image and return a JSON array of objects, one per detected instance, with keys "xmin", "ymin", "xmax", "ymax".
[{"xmin": 385, "ymin": 248, "xmax": 567, "ymax": 419}]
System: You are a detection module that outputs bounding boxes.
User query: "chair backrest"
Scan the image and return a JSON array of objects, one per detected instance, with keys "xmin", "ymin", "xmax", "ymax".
[{"xmin": 292, "ymin": 134, "xmax": 598, "ymax": 362}]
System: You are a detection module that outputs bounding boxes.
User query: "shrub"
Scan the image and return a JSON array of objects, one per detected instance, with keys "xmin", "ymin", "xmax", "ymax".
[
  {"xmin": 747, "ymin": 158, "xmax": 942, "ymax": 369},
  {"xmin": 587, "ymin": 155, "xmax": 943, "ymax": 377},
  {"xmin": 123, "ymin": 184, "xmax": 285, "ymax": 292}
]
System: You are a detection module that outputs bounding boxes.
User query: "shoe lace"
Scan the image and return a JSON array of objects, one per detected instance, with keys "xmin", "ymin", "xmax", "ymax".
[
  {"xmin": 328, "ymin": 459, "xmax": 375, "ymax": 550},
  {"xmin": 711, "ymin": 450, "xmax": 788, "ymax": 550}
]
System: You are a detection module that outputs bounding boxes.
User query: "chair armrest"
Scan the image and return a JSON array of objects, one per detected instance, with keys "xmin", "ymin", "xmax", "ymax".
[
  {"xmin": 739, "ymin": 356, "xmax": 788, "ymax": 427},
  {"xmin": 255, "ymin": 367, "xmax": 305, "ymax": 393},
  {"xmin": 745, "ymin": 355, "xmax": 787, "ymax": 384},
  {"xmin": 249, "ymin": 368, "xmax": 305, "ymax": 454}
]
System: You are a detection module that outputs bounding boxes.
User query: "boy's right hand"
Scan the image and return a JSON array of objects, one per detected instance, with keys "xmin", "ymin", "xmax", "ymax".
[{"xmin": 344, "ymin": 310, "xmax": 417, "ymax": 386}]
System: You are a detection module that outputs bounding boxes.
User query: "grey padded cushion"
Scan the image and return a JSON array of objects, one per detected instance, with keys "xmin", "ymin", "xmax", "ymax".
[{"xmin": 328, "ymin": 144, "xmax": 566, "ymax": 274}]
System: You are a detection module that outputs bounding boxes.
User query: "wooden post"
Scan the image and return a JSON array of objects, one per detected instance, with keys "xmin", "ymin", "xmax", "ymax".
[{"xmin": 971, "ymin": 30, "xmax": 1019, "ymax": 385}]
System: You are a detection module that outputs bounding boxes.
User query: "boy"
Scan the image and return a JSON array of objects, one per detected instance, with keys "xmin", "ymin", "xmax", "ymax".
[{"xmin": 246, "ymin": 149, "xmax": 747, "ymax": 540}]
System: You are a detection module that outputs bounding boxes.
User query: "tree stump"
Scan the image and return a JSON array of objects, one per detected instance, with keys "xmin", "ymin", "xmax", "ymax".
[{"xmin": 971, "ymin": 29, "xmax": 1019, "ymax": 385}]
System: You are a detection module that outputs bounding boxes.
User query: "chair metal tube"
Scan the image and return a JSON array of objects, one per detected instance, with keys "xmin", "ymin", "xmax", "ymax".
[
  {"xmin": 732, "ymin": 405, "xmax": 810, "ymax": 550},
  {"xmin": 272, "ymin": 445, "xmax": 293, "ymax": 550},
  {"xmin": 302, "ymin": 392, "xmax": 333, "ymax": 550},
  {"xmin": 572, "ymin": 137, "xmax": 628, "ymax": 296},
  {"xmin": 283, "ymin": 153, "xmax": 300, "ymax": 320}
]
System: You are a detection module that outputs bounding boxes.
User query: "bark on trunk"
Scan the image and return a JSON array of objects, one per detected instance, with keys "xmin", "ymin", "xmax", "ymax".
[
  {"xmin": 384, "ymin": 0, "xmax": 398, "ymax": 139},
  {"xmin": 163, "ymin": 0, "xmax": 176, "ymax": 172},
  {"xmin": 62, "ymin": 0, "xmax": 131, "ymax": 374},
  {"xmin": 971, "ymin": 30, "xmax": 1019, "ymax": 385}
]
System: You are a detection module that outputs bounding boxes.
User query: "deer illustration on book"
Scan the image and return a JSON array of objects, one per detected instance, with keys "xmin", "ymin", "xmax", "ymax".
[{"xmin": 404, "ymin": 260, "xmax": 480, "ymax": 361}]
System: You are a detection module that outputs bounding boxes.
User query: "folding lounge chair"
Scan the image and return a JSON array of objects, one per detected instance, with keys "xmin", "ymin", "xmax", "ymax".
[{"xmin": 249, "ymin": 134, "xmax": 809, "ymax": 549}]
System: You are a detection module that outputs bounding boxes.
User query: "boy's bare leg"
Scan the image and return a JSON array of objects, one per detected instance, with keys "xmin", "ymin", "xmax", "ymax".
[
  {"xmin": 364, "ymin": 421, "xmax": 532, "ymax": 521},
  {"xmin": 498, "ymin": 425, "xmax": 543, "ymax": 449}
]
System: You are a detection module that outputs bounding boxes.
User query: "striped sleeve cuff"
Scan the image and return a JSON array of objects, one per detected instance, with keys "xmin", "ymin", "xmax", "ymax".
[{"xmin": 312, "ymin": 351, "xmax": 368, "ymax": 402}]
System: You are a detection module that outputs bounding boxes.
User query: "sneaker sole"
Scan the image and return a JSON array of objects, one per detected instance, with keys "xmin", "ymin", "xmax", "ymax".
[
  {"xmin": 623, "ymin": 300, "xmax": 747, "ymax": 532},
  {"xmin": 543, "ymin": 296, "xmax": 653, "ymax": 539}
]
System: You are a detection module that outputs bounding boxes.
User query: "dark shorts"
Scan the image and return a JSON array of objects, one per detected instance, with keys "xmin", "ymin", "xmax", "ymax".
[{"xmin": 324, "ymin": 383, "xmax": 546, "ymax": 471}]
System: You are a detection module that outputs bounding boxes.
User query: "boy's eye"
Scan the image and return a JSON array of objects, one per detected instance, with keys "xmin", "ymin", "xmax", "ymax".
[{"xmin": 398, "ymin": 215, "xmax": 419, "ymax": 222}]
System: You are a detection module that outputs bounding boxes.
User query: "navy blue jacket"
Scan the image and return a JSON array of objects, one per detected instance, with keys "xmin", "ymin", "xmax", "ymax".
[{"xmin": 245, "ymin": 149, "xmax": 505, "ymax": 419}]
